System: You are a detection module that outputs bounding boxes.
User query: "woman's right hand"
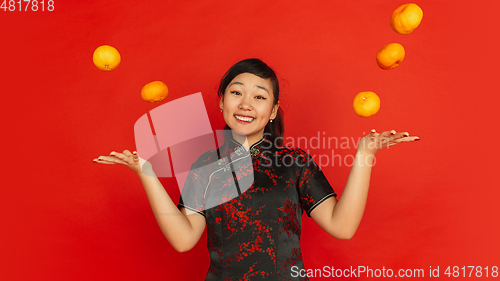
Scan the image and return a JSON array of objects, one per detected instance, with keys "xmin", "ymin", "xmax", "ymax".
[{"xmin": 93, "ymin": 150, "xmax": 145, "ymax": 175}]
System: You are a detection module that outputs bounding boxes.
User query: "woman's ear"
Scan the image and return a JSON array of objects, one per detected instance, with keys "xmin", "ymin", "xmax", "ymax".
[
  {"xmin": 270, "ymin": 101, "xmax": 280, "ymax": 119},
  {"xmin": 219, "ymin": 98, "xmax": 224, "ymax": 111}
]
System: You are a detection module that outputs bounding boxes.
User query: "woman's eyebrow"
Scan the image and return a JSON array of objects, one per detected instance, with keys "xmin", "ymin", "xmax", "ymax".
[
  {"xmin": 229, "ymin": 81, "xmax": 269, "ymax": 94},
  {"xmin": 229, "ymin": 81, "xmax": 244, "ymax": 87},
  {"xmin": 256, "ymin": 85, "xmax": 269, "ymax": 93}
]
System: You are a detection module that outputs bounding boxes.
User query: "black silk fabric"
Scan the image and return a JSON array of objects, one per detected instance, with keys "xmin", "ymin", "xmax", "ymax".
[{"xmin": 178, "ymin": 134, "xmax": 337, "ymax": 280}]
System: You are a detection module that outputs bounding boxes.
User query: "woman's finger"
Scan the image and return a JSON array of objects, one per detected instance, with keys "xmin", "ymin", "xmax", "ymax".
[
  {"xmin": 379, "ymin": 130, "xmax": 396, "ymax": 139},
  {"xmin": 93, "ymin": 150, "xmax": 142, "ymax": 168},
  {"xmin": 397, "ymin": 132, "xmax": 410, "ymax": 139},
  {"xmin": 97, "ymin": 155, "xmax": 128, "ymax": 165},
  {"xmin": 123, "ymin": 150, "xmax": 141, "ymax": 164},
  {"xmin": 94, "ymin": 159, "xmax": 119, "ymax": 165},
  {"xmin": 387, "ymin": 135, "xmax": 420, "ymax": 146},
  {"xmin": 109, "ymin": 151, "xmax": 129, "ymax": 162},
  {"xmin": 369, "ymin": 130, "xmax": 392, "ymax": 149},
  {"xmin": 368, "ymin": 129, "xmax": 379, "ymax": 140},
  {"xmin": 93, "ymin": 157, "xmax": 116, "ymax": 164},
  {"xmin": 389, "ymin": 137, "xmax": 406, "ymax": 145},
  {"xmin": 122, "ymin": 150, "xmax": 135, "ymax": 162},
  {"xmin": 396, "ymin": 134, "xmax": 420, "ymax": 142}
]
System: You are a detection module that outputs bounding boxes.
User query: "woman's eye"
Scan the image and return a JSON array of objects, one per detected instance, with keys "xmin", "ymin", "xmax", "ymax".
[
  {"xmin": 255, "ymin": 96, "xmax": 267, "ymax": 100},
  {"xmin": 231, "ymin": 91, "xmax": 241, "ymax": 96}
]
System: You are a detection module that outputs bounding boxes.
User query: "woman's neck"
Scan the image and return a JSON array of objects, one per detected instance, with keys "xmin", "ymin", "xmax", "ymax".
[{"xmin": 231, "ymin": 131, "xmax": 263, "ymax": 151}]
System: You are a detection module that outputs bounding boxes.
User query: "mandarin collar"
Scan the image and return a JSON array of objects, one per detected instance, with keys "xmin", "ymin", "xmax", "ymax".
[{"xmin": 226, "ymin": 135, "xmax": 267, "ymax": 157}]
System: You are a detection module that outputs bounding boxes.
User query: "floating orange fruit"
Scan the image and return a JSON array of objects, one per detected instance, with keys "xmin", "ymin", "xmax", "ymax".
[
  {"xmin": 93, "ymin": 45, "xmax": 121, "ymax": 71},
  {"xmin": 353, "ymin": 91, "xmax": 380, "ymax": 118},
  {"xmin": 376, "ymin": 43, "xmax": 405, "ymax": 70},
  {"xmin": 390, "ymin": 3, "xmax": 423, "ymax": 35},
  {"xmin": 141, "ymin": 81, "xmax": 169, "ymax": 103}
]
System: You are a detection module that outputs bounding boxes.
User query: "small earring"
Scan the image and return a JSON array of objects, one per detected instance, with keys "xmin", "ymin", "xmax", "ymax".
[
  {"xmin": 221, "ymin": 109, "xmax": 223, "ymax": 112},
  {"xmin": 270, "ymin": 119, "xmax": 273, "ymax": 123}
]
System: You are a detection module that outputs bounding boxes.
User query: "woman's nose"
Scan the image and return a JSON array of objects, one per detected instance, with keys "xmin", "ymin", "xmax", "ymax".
[{"xmin": 239, "ymin": 97, "xmax": 253, "ymax": 110}]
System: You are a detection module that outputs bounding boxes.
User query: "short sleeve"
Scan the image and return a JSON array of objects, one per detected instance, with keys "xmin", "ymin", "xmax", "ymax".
[
  {"xmin": 297, "ymin": 153, "xmax": 337, "ymax": 217},
  {"xmin": 177, "ymin": 161, "xmax": 206, "ymax": 217}
]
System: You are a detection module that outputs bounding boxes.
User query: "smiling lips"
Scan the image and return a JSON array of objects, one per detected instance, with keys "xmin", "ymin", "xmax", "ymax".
[{"xmin": 235, "ymin": 115, "xmax": 255, "ymax": 123}]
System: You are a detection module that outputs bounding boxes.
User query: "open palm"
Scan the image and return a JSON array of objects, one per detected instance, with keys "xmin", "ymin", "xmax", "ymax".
[{"xmin": 357, "ymin": 129, "xmax": 420, "ymax": 156}]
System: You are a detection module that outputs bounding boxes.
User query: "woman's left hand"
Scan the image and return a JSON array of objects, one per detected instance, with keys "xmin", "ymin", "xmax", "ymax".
[{"xmin": 357, "ymin": 129, "xmax": 420, "ymax": 156}]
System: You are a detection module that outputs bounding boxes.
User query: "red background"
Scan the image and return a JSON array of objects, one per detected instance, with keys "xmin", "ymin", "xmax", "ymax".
[{"xmin": 1, "ymin": 0, "xmax": 498, "ymax": 280}]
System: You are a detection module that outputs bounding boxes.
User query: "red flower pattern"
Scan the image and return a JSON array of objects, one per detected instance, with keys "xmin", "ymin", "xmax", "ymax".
[{"xmin": 178, "ymin": 135, "xmax": 336, "ymax": 280}]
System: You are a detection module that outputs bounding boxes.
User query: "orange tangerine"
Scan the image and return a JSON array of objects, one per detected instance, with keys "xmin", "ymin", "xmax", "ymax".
[
  {"xmin": 390, "ymin": 3, "xmax": 423, "ymax": 35},
  {"xmin": 376, "ymin": 43, "xmax": 405, "ymax": 70},
  {"xmin": 93, "ymin": 45, "xmax": 121, "ymax": 71},
  {"xmin": 141, "ymin": 81, "xmax": 169, "ymax": 103},
  {"xmin": 353, "ymin": 91, "xmax": 380, "ymax": 118}
]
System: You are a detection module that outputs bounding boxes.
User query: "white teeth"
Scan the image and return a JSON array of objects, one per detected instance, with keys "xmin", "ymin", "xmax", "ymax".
[{"xmin": 235, "ymin": 115, "xmax": 254, "ymax": 122}]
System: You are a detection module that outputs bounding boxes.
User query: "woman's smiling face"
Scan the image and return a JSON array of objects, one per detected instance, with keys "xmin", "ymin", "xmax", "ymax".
[{"xmin": 220, "ymin": 72, "xmax": 279, "ymax": 146}]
